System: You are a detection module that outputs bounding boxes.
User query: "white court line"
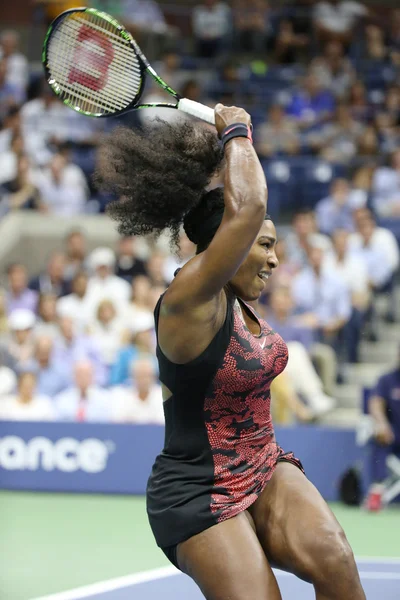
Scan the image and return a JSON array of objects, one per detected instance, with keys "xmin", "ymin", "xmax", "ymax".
[
  {"xmin": 30, "ymin": 558, "xmax": 400, "ymax": 600},
  {"xmin": 356, "ymin": 556, "xmax": 400, "ymax": 564},
  {"xmin": 30, "ymin": 567, "xmax": 179, "ymax": 600}
]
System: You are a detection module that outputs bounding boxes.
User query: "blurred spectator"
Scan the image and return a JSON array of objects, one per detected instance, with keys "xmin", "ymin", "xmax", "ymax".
[
  {"xmin": 0, "ymin": 58, "xmax": 24, "ymax": 121},
  {"xmin": 85, "ymin": 247, "xmax": 131, "ymax": 320},
  {"xmin": 207, "ymin": 61, "xmax": 242, "ymax": 106},
  {"xmin": 29, "ymin": 252, "xmax": 68, "ymax": 297},
  {"xmin": 313, "ymin": 0, "xmax": 368, "ymax": 45},
  {"xmin": 310, "ymin": 41, "xmax": 355, "ymax": 99},
  {"xmin": 286, "ymin": 72, "xmax": 335, "ymax": 130},
  {"xmin": 32, "ymin": 153, "xmax": 88, "ymax": 216},
  {"xmin": 7, "ymin": 309, "xmax": 36, "ymax": 369},
  {"xmin": 374, "ymin": 112, "xmax": 399, "ymax": 156},
  {"xmin": 53, "ymin": 316, "xmax": 107, "ymax": 386},
  {"xmin": 367, "ymin": 351, "xmax": 400, "ymax": 496},
  {"xmin": 326, "ymin": 229, "xmax": 370, "ymax": 312},
  {"xmin": 371, "ymin": 149, "xmax": 400, "ymax": 218},
  {"xmin": 292, "ymin": 240, "xmax": 352, "ymax": 349},
  {"xmin": 180, "ymin": 79, "xmax": 206, "ymax": 105},
  {"xmin": 63, "ymin": 229, "xmax": 87, "ymax": 282},
  {"xmin": 154, "ymin": 53, "xmax": 186, "ymax": 94},
  {"xmin": 233, "ymin": 0, "xmax": 272, "ymax": 54},
  {"xmin": 285, "ymin": 209, "xmax": 332, "ymax": 269},
  {"xmin": 357, "ymin": 126, "xmax": 379, "ymax": 159},
  {"xmin": 273, "ymin": 16, "xmax": 310, "ymax": 65},
  {"xmin": 362, "ymin": 25, "xmax": 389, "ymax": 62},
  {"xmin": 20, "ymin": 82, "xmax": 100, "ymax": 166},
  {"xmin": 348, "ymin": 80, "xmax": 372, "ymax": 123},
  {"xmin": 35, "ymin": 294, "xmax": 60, "ymax": 338},
  {"xmin": 110, "ymin": 315, "xmax": 156, "ymax": 386},
  {"xmin": 388, "ymin": 9, "xmax": 400, "ymax": 52},
  {"xmin": 124, "ymin": 275, "xmax": 154, "ymax": 331},
  {"xmin": 255, "ymin": 104, "xmax": 300, "ymax": 158},
  {"xmin": 57, "ymin": 271, "xmax": 89, "ymax": 329},
  {"xmin": 315, "ymin": 178, "xmax": 366, "ymax": 235},
  {"xmin": 163, "ymin": 233, "xmax": 195, "ymax": 283},
  {"xmin": 350, "ymin": 209, "xmax": 400, "ymax": 291},
  {"xmin": 383, "ymin": 85, "xmax": 400, "ymax": 123},
  {"xmin": 0, "ymin": 346, "xmax": 17, "ymax": 396},
  {"xmin": 112, "ymin": 357, "xmax": 164, "ymax": 424},
  {"xmin": 31, "ymin": 335, "xmax": 69, "ymax": 397},
  {"xmin": 5, "ymin": 263, "xmax": 38, "ymax": 315},
  {"xmin": 0, "ymin": 130, "xmax": 24, "ymax": 185},
  {"xmin": 89, "ymin": 300, "xmax": 126, "ymax": 369},
  {"xmin": 0, "ymin": 290, "xmax": 9, "ymax": 336},
  {"xmin": 119, "ymin": 0, "xmax": 169, "ymax": 35},
  {"xmin": 325, "ymin": 228, "xmax": 370, "ymax": 361},
  {"xmin": 0, "ymin": 371, "xmax": 54, "ymax": 421},
  {"xmin": 115, "ymin": 236, "xmax": 147, "ymax": 282},
  {"xmin": 55, "ymin": 360, "xmax": 110, "ymax": 422},
  {"xmin": 307, "ymin": 102, "xmax": 365, "ymax": 163},
  {"xmin": 0, "ymin": 30, "xmax": 29, "ymax": 95},
  {"xmin": 146, "ymin": 251, "xmax": 169, "ymax": 288},
  {"xmin": 192, "ymin": 0, "xmax": 231, "ymax": 58},
  {"xmin": 0, "ymin": 154, "xmax": 41, "ymax": 218},
  {"xmin": 266, "ymin": 286, "xmax": 337, "ymax": 397}
]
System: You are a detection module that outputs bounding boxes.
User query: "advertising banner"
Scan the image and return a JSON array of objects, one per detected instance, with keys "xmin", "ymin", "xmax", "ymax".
[{"xmin": 0, "ymin": 422, "xmax": 363, "ymax": 499}]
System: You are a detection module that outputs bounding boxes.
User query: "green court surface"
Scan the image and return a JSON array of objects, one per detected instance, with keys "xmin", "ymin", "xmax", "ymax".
[{"xmin": 1, "ymin": 491, "xmax": 399, "ymax": 600}]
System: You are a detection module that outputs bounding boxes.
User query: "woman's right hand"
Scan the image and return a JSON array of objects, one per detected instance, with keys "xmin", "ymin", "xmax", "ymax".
[{"xmin": 214, "ymin": 103, "xmax": 252, "ymax": 138}]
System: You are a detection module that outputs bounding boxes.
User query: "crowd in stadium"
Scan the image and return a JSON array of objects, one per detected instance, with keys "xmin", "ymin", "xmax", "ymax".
[{"xmin": 0, "ymin": 0, "xmax": 399, "ymax": 424}]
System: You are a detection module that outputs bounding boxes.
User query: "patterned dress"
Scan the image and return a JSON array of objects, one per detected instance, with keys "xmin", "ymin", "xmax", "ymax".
[{"xmin": 147, "ymin": 294, "xmax": 302, "ymax": 550}]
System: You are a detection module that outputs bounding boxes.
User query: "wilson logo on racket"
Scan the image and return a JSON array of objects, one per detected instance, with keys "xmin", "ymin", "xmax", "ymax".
[
  {"xmin": 42, "ymin": 7, "xmax": 215, "ymax": 122},
  {"xmin": 68, "ymin": 25, "xmax": 114, "ymax": 92}
]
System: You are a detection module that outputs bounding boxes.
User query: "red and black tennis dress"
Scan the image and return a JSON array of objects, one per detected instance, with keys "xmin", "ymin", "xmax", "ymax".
[{"xmin": 147, "ymin": 294, "xmax": 303, "ymax": 556}]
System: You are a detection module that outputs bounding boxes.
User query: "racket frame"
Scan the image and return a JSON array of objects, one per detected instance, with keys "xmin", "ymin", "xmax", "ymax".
[{"xmin": 42, "ymin": 6, "xmax": 182, "ymax": 118}]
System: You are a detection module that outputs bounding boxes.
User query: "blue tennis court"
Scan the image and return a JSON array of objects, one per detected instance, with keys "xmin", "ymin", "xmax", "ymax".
[{"xmin": 32, "ymin": 558, "xmax": 400, "ymax": 600}]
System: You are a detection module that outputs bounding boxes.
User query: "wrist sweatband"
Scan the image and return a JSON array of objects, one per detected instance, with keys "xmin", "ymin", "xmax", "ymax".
[{"xmin": 220, "ymin": 123, "xmax": 253, "ymax": 149}]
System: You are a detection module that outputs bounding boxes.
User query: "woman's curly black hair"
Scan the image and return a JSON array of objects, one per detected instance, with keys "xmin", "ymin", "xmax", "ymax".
[{"xmin": 95, "ymin": 119, "xmax": 224, "ymax": 249}]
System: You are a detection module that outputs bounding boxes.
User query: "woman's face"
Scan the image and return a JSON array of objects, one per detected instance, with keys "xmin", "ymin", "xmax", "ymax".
[
  {"xmin": 229, "ymin": 220, "xmax": 279, "ymax": 301},
  {"xmin": 98, "ymin": 302, "xmax": 115, "ymax": 323},
  {"xmin": 39, "ymin": 296, "xmax": 57, "ymax": 321}
]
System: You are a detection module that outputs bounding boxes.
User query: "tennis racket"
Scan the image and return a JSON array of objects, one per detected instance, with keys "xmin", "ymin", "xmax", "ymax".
[{"xmin": 42, "ymin": 7, "xmax": 215, "ymax": 124}]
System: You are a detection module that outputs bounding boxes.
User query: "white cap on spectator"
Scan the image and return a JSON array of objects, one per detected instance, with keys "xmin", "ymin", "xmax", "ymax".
[
  {"xmin": 131, "ymin": 313, "xmax": 154, "ymax": 335},
  {"xmin": 89, "ymin": 247, "xmax": 116, "ymax": 270},
  {"xmin": 9, "ymin": 309, "xmax": 36, "ymax": 331}
]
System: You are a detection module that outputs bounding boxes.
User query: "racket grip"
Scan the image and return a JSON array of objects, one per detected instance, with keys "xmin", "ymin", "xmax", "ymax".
[{"xmin": 178, "ymin": 98, "xmax": 215, "ymax": 125}]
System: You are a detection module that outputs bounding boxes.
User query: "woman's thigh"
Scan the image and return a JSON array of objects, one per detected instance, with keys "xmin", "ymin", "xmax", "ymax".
[
  {"xmin": 248, "ymin": 462, "xmax": 363, "ymax": 594},
  {"xmin": 176, "ymin": 511, "xmax": 282, "ymax": 600}
]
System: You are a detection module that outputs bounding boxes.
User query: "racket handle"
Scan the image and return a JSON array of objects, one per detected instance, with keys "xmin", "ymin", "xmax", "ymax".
[{"xmin": 178, "ymin": 98, "xmax": 215, "ymax": 125}]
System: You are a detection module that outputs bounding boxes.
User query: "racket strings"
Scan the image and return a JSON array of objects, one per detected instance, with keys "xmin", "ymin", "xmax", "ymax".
[{"xmin": 46, "ymin": 12, "xmax": 142, "ymax": 116}]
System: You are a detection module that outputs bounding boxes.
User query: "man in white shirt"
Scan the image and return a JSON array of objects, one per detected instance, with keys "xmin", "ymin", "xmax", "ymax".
[
  {"xmin": 192, "ymin": 0, "xmax": 231, "ymax": 58},
  {"xmin": 325, "ymin": 228, "xmax": 370, "ymax": 311},
  {"xmin": 55, "ymin": 360, "xmax": 110, "ymax": 422},
  {"xmin": 325, "ymin": 228, "xmax": 371, "ymax": 361},
  {"xmin": 349, "ymin": 209, "xmax": 399, "ymax": 290},
  {"xmin": 349, "ymin": 209, "xmax": 400, "ymax": 322},
  {"xmin": 57, "ymin": 271, "xmax": 90, "ymax": 331},
  {"xmin": 112, "ymin": 357, "xmax": 164, "ymax": 424},
  {"xmin": 0, "ymin": 371, "xmax": 54, "ymax": 422},
  {"xmin": 313, "ymin": 0, "xmax": 368, "ymax": 43},
  {"xmin": 371, "ymin": 149, "xmax": 400, "ymax": 218},
  {"xmin": 32, "ymin": 153, "xmax": 88, "ymax": 216},
  {"xmin": 0, "ymin": 31, "xmax": 29, "ymax": 95},
  {"xmin": 85, "ymin": 247, "xmax": 131, "ymax": 320}
]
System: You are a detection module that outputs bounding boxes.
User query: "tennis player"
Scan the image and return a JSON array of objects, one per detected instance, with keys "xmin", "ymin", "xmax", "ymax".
[{"xmin": 99, "ymin": 105, "xmax": 366, "ymax": 600}]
